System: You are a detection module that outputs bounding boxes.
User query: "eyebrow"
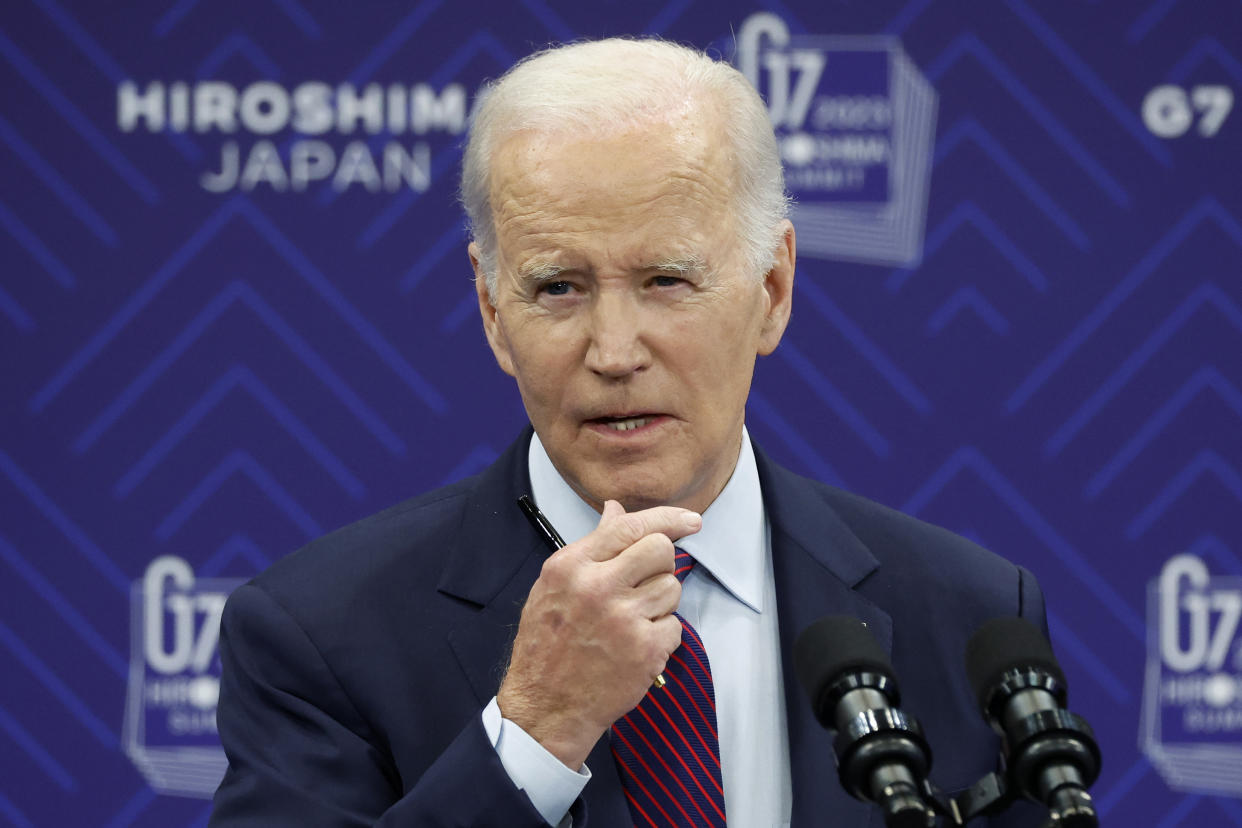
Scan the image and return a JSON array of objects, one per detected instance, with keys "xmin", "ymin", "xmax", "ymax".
[
  {"xmin": 514, "ymin": 255, "xmax": 708, "ymax": 285},
  {"xmin": 517, "ymin": 261, "xmax": 571, "ymax": 284},
  {"xmin": 643, "ymin": 256, "xmax": 706, "ymax": 275}
]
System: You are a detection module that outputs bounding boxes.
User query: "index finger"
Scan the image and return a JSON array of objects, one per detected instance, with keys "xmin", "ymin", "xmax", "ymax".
[{"xmin": 578, "ymin": 500, "xmax": 702, "ymax": 562}]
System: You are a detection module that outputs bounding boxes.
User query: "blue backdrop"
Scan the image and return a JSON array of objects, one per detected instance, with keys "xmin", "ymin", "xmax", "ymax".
[{"xmin": 3, "ymin": 1, "xmax": 1241, "ymax": 825}]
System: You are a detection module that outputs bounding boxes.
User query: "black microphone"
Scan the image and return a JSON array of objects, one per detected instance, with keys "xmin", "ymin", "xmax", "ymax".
[
  {"xmin": 795, "ymin": 616, "xmax": 936, "ymax": 828},
  {"xmin": 965, "ymin": 618, "xmax": 1101, "ymax": 827}
]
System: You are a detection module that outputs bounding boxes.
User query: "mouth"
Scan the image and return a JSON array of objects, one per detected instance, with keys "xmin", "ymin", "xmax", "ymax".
[{"xmin": 587, "ymin": 414, "xmax": 661, "ymax": 433}]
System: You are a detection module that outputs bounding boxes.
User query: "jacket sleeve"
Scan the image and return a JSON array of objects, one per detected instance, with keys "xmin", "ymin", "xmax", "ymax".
[{"xmin": 208, "ymin": 582, "xmax": 555, "ymax": 828}]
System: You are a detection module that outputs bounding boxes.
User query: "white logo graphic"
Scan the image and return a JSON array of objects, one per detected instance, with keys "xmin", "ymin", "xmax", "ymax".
[
  {"xmin": 736, "ymin": 13, "xmax": 937, "ymax": 266},
  {"xmin": 1141, "ymin": 85, "xmax": 1234, "ymax": 138},
  {"xmin": 123, "ymin": 555, "xmax": 245, "ymax": 798},
  {"xmin": 1140, "ymin": 553, "xmax": 1242, "ymax": 796}
]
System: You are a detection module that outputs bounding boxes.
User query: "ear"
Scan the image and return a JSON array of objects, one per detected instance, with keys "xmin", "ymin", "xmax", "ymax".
[
  {"xmin": 470, "ymin": 242, "xmax": 517, "ymax": 377},
  {"xmin": 757, "ymin": 220, "xmax": 795, "ymax": 356}
]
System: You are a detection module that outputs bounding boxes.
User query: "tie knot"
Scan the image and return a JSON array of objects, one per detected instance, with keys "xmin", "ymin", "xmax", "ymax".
[{"xmin": 673, "ymin": 548, "xmax": 695, "ymax": 584}]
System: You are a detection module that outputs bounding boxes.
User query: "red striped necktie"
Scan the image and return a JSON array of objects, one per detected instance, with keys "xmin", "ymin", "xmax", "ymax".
[{"xmin": 609, "ymin": 549, "xmax": 727, "ymax": 827}]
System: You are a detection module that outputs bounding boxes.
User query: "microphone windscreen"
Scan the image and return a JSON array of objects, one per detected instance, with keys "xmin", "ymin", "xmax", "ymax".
[
  {"xmin": 964, "ymin": 617, "xmax": 1065, "ymax": 709},
  {"xmin": 794, "ymin": 615, "xmax": 892, "ymax": 726}
]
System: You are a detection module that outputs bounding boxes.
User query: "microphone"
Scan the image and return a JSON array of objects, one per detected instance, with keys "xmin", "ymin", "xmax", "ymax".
[
  {"xmin": 965, "ymin": 618, "xmax": 1101, "ymax": 827},
  {"xmin": 795, "ymin": 616, "xmax": 936, "ymax": 828}
]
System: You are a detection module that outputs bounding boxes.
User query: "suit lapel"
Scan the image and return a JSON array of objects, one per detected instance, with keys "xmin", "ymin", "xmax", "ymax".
[
  {"xmin": 756, "ymin": 444, "xmax": 891, "ymax": 827},
  {"xmin": 436, "ymin": 430, "xmax": 631, "ymax": 825},
  {"xmin": 438, "ymin": 430, "xmax": 545, "ymax": 706}
]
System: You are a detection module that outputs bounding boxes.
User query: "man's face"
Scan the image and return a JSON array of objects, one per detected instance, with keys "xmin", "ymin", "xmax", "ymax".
[{"xmin": 473, "ymin": 114, "xmax": 794, "ymax": 514}]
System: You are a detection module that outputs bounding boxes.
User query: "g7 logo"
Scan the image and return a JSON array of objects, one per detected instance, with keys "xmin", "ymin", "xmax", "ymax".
[
  {"xmin": 1142, "ymin": 85, "xmax": 1234, "ymax": 138},
  {"xmin": 1159, "ymin": 554, "xmax": 1242, "ymax": 673},
  {"xmin": 737, "ymin": 12, "xmax": 826, "ymax": 131},
  {"xmin": 143, "ymin": 555, "xmax": 228, "ymax": 675}
]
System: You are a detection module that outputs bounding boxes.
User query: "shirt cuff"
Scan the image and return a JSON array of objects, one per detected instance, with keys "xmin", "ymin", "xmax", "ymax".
[{"xmin": 482, "ymin": 697, "xmax": 591, "ymax": 827}]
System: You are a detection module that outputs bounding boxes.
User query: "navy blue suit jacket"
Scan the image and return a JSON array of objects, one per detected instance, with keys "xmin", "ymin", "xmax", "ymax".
[{"xmin": 210, "ymin": 431, "xmax": 1047, "ymax": 826}]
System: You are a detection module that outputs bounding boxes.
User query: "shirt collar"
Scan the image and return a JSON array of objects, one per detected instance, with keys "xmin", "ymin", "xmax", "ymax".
[{"xmin": 527, "ymin": 428, "xmax": 767, "ymax": 613}]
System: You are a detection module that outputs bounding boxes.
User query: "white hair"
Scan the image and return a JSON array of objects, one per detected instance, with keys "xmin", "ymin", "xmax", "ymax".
[{"xmin": 460, "ymin": 37, "xmax": 790, "ymax": 297}]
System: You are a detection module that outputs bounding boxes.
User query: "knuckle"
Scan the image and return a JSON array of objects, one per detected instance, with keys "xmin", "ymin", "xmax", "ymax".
[
  {"xmin": 539, "ymin": 550, "xmax": 571, "ymax": 582},
  {"xmin": 636, "ymin": 532, "xmax": 674, "ymax": 564},
  {"xmin": 613, "ymin": 512, "xmax": 648, "ymax": 543},
  {"xmin": 580, "ymin": 572, "xmax": 612, "ymax": 604},
  {"xmin": 666, "ymin": 629, "xmax": 684, "ymax": 654}
]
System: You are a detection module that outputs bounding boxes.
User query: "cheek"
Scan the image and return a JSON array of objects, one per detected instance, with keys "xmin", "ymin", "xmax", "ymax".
[
  {"xmin": 684, "ymin": 316, "xmax": 763, "ymax": 412},
  {"xmin": 499, "ymin": 313, "xmax": 553, "ymax": 366},
  {"xmin": 678, "ymin": 301, "xmax": 763, "ymax": 367},
  {"xmin": 505, "ymin": 325, "xmax": 577, "ymax": 402}
]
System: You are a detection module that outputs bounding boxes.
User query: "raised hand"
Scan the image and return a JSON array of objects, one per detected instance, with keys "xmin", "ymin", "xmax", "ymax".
[{"xmin": 497, "ymin": 500, "xmax": 702, "ymax": 768}]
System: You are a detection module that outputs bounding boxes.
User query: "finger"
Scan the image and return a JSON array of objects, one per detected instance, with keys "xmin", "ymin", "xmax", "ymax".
[
  {"xmin": 606, "ymin": 532, "xmax": 675, "ymax": 587},
  {"xmin": 634, "ymin": 615, "xmax": 685, "ymax": 684},
  {"xmin": 629, "ymin": 572, "xmax": 681, "ymax": 619},
  {"xmin": 653, "ymin": 614, "xmax": 685, "ymax": 658},
  {"xmin": 581, "ymin": 501, "xmax": 702, "ymax": 562}
]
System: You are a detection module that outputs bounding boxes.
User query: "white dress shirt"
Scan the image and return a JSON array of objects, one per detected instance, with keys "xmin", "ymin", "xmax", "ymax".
[{"xmin": 482, "ymin": 428, "xmax": 793, "ymax": 826}]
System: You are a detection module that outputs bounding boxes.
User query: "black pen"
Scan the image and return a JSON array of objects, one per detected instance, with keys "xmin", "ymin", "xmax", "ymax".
[
  {"xmin": 515, "ymin": 494, "xmax": 667, "ymax": 690},
  {"xmin": 517, "ymin": 494, "xmax": 566, "ymax": 550}
]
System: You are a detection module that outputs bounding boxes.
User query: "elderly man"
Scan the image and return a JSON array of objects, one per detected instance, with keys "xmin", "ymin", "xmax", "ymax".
[{"xmin": 210, "ymin": 39, "xmax": 1046, "ymax": 827}]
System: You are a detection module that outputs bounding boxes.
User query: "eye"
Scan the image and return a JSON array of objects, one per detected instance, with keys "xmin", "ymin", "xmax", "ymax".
[
  {"xmin": 540, "ymin": 280, "xmax": 574, "ymax": 296},
  {"xmin": 651, "ymin": 275, "xmax": 684, "ymax": 288}
]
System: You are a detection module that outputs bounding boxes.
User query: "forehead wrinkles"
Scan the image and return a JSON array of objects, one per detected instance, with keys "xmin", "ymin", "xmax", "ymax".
[{"xmin": 490, "ymin": 125, "xmax": 738, "ymax": 266}]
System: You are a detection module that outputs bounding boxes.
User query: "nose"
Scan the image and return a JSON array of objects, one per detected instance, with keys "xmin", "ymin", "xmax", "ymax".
[{"xmin": 584, "ymin": 291, "xmax": 650, "ymax": 379}]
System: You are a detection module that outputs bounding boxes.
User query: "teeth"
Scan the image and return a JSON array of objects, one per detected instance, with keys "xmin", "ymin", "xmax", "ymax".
[{"xmin": 605, "ymin": 416, "xmax": 652, "ymax": 432}]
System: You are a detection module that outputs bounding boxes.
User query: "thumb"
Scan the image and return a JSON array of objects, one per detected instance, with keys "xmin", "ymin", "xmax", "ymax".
[
  {"xmin": 599, "ymin": 499, "xmax": 626, "ymax": 522},
  {"xmin": 577, "ymin": 500, "xmax": 631, "ymax": 562}
]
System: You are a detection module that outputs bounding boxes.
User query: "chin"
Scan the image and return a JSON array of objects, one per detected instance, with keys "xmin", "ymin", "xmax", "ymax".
[
  {"xmin": 609, "ymin": 479, "xmax": 703, "ymax": 513},
  {"xmin": 576, "ymin": 473, "xmax": 684, "ymax": 513},
  {"xmin": 613, "ymin": 491, "xmax": 675, "ymax": 512},
  {"xmin": 565, "ymin": 449, "xmax": 712, "ymax": 511}
]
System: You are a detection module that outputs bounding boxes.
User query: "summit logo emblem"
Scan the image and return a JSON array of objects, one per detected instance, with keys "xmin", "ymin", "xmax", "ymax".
[
  {"xmin": 736, "ymin": 13, "xmax": 937, "ymax": 267},
  {"xmin": 1140, "ymin": 553, "xmax": 1242, "ymax": 796},
  {"xmin": 123, "ymin": 556, "xmax": 245, "ymax": 798}
]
